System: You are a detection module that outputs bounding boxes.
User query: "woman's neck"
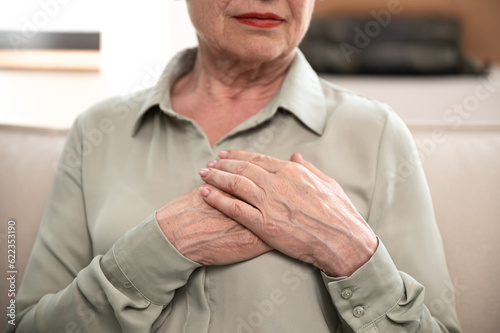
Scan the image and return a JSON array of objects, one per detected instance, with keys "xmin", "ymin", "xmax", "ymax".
[
  {"xmin": 176, "ymin": 45, "xmax": 295, "ymax": 104},
  {"xmin": 170, "ymin": 47, "xmax": 295, "ymax": 146}
]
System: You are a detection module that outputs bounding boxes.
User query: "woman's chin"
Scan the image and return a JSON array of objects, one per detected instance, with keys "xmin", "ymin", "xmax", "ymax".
[{"xmin": 225, "ymin": 41, "xmax": 292, "ymax": 64}]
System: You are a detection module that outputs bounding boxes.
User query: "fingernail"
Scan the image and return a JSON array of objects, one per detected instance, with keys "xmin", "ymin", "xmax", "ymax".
[
  {"xmin": 199, "ymin": 168, "xmax": 210, "ymax": 177},
  {"xmin": 206, "ymin": 160, "xmax": 217, "ymax": 168},
  {"xmin": 219, "ymin": 150, "xmax": 229, "ymax": 159},
  {"xmin": 296, "ymin": 152, "xmax": 303, "ymax": 159},
  {"xmin": 200, "ymin": 187, "xmax": 211, "ymax": 197}
]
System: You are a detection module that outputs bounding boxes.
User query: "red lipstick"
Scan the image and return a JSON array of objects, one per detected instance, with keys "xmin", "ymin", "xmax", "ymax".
[{"xmin": 233, "ymin": 12, "xmax": 284, "ymax": 28}]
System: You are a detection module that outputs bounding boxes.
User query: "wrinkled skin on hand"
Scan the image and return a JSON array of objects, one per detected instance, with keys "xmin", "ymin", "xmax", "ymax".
[
  {"xmin": 198, "ymin": 150, "xmax": 378, "ymax": 277},
  {"xmin": 157, "ymin": 186, "xmax": 272, "ymax": 266}
]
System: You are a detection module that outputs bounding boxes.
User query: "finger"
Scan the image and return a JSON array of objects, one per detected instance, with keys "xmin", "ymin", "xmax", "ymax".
[
  {"xmin": 206, "ymin": 159, "xmax": 269, "ymax": 186},
  {"xmin": 199, "ymin": 167, "xmax": 263, "ymax": 207},
  {"xmin": 290, "ymin": 152, "xmax": 331, "ymax": 183},
  {"xmin": 199, "ymin": 186, "xmax": 263, "ymax": 232},
  {"xmin": 218, "ymin": 150, "xmax": 285, "ymax": 173},
  {"xmin": 200, "ymin": 184, "xmax": 237, "ymax": 200}
]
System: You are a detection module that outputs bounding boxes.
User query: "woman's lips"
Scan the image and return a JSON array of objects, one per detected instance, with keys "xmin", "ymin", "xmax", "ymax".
[{"xmin": 233, "ymin": 12, "xmax": 284, "ymax": 28}]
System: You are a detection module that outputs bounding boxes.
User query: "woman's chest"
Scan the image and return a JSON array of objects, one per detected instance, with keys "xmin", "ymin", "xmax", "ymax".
[{"xmin": 81, "ymin": 112, "xmax": 376, "ymax": 256}]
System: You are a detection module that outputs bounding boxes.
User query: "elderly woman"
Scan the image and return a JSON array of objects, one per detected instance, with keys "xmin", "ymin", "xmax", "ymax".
[{"xmin": 12, "ymin": 0, "xmax": 461, "ymax": 332}]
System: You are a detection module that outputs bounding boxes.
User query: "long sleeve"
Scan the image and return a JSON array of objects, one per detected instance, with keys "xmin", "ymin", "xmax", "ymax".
[
  {"xmin": 8, "ymin": 118, "xmax": 201, "ymax": 333},
  {"xmin": 321, "ymin": 110, "xmax": 461, "ymax": 332}
]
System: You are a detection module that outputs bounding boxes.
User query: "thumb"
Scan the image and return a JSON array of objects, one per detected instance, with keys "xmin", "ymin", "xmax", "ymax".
[{"xmin": 290, "ymin": 152, "xmax": 330, "ymax": 182}]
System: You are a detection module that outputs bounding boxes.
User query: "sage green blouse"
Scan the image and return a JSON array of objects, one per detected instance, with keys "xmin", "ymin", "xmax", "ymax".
[{"xmin": 11, "ymin": 49, "xmax": 461, "ymax": 332}]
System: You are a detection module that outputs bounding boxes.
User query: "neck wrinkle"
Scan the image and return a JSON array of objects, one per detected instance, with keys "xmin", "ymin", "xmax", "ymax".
[{"xmin": 181, "ymin": 45, "xmax": 296, "ymax": 103}]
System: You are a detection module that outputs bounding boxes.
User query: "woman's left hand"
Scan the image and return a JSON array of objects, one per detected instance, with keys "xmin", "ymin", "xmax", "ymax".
[{"xmin": 199, "ymin": 150, "xmax": 378, "ymax": 277}]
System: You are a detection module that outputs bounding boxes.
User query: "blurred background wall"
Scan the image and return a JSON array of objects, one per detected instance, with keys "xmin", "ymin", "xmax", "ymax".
[
  {"xmin": 313, "ymin": 0, "xmax": 500, "ymax": 63},
  {"xmin": 0, "ymin": 0, "xmax": 197, "ymax": 128},
  {"xmin": 0, "ymin": 1, "xmax": 499, "ymax": 128}
]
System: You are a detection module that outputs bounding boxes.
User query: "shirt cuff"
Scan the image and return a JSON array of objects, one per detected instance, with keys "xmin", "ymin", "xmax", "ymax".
[
  {"xmin": 321, "ymin": 239, "xmax": 404, "ymax": 331},
  {"xmin": 100, "ymin": 212, "xmax": 202, "ymax": 305}
]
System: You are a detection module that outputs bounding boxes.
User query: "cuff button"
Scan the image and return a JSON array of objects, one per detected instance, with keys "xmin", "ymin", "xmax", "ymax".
[
  {"xmin": 353, "ymin": 306, "xmax": 365, "ymax": 318},
  {"xmin": 341, "ymin": 288, "xmax": 353, "ymax": 299}
]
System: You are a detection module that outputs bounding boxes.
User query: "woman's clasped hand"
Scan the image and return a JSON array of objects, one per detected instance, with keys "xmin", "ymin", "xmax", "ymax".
[{"xmin": 197, "ymin": 150, "xmax": 378, "ymax": 277}]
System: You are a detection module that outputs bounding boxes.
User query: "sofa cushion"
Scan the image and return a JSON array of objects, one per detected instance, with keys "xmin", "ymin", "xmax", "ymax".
[
  {"xmin": 409, "ymin": 124, "xmax": 500, "ymax": 333},
  {"xmin": 0, "ymin": 124, "xmax": 68, "ymax": 316}
]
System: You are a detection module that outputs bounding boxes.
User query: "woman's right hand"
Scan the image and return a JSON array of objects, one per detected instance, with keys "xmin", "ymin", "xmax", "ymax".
[{"xmin": 157, "ymin": 185, "xmax": 272, "ymax": 265}]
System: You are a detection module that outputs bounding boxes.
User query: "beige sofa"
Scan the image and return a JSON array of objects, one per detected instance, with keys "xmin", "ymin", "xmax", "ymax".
[{"xmin": 1, "ymin": 123, "xmax": 499, "ymax": 332}]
